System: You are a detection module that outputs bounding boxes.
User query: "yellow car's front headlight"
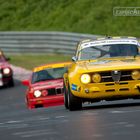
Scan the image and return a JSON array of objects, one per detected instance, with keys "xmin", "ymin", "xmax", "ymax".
[
  {"xmin": 131, "ymin": 70, "xmax": 140, "ymax": 80},
  {"xmin": 81, "ymin": 74, "xmax": 91, "ymax": 84},
  {"xmin": 92, "ymin": 73, "xmax": 101, "ymax": 83}
]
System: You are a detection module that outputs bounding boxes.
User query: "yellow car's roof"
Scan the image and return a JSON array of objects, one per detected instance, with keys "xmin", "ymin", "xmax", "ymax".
[{"xmin": 33, "ymin": 61, "xmax": 71, "ymax": 72}]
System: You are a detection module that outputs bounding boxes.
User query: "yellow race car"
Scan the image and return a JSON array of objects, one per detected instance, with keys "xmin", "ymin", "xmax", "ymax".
[{"xmin": 64, "ymin": 36, "xmax": 140, "ymax": 111}]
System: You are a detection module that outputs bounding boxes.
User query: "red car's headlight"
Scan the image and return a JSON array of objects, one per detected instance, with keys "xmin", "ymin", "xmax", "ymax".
[
  {"xmin": 34, "ymin": 90, "xmax": 42, "ymax": 98},
  {"xmin": 42, "ymin": 90, "xmax": 48, "ymax": 96}
]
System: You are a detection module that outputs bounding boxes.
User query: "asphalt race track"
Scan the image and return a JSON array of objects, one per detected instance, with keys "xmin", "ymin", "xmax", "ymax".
[{"xmin": 1, "ymin": 80, "xmax": 140, "ymax": 140}]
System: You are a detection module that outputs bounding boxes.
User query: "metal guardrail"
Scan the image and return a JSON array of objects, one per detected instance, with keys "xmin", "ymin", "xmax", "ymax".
[{"xmin": 0, "ymin": 32, "xmax": 100, "ymax": 55}]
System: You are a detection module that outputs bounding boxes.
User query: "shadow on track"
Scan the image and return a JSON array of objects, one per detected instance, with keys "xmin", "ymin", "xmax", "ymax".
[
  {"xmin": 0, "ymin": 78, "xmax": 22, "ymax": 89},
  {"xmin": 82, "ymin": 100, "xmax": 140, "ymax": 111}
]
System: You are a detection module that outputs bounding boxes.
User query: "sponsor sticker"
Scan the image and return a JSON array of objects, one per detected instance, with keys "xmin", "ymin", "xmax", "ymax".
[
  {"xmin": 71, "ymin": 84, "xmax": 77, "ymax": 91},
  {"xmin": 81, "ymin": 39, "xmax": 138, "ymax": 50}
]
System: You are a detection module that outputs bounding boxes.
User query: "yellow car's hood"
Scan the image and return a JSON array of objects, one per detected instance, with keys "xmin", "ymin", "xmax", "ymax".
[{"xmin": 76, "ymin": 57, "xmax": 140, "ymax": 72}]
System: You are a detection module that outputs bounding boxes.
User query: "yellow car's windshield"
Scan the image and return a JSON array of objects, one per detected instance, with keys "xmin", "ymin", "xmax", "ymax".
[{"xmin": 78, "ymin": 44, "xmax": 139, "ymax": 60}]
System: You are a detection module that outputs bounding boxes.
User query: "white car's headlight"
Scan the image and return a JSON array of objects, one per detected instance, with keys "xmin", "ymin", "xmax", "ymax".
[
  {"xmin": 81, "ymin": 74, "xmax": 91, "ymax": 84},
  {"xmin": 3, "ymin": 68, "xmax": 10, "ymax": 74},
  {"xmin": 34, "ymin": 90, "xmax": 42, "ymax": 98}
]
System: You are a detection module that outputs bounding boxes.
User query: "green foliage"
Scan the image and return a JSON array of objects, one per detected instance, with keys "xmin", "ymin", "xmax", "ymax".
[{"xmin": 0, "ymin": 0, "xmax": 140, "ymax": 36}]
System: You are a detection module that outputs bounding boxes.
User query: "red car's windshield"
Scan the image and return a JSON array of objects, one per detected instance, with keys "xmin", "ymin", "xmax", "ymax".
[{"xmin": 31, "ymin": 67, "xmax": 68, "ymax": 84}]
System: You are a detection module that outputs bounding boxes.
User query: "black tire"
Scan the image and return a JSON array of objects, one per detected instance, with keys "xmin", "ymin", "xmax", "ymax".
[
  {"xmin": 68, "ymin": 84, "xmax": 82, "ymax": 111},
  {"xmin": 64, "ymin": 83, "xmax": 69, "ymax": 109},
  {"xmin": 8, "ymin": 78, "xmax": 14, "ymax": 87}
]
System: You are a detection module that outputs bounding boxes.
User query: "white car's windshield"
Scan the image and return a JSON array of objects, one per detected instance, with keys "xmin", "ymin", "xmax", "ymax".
[{"xmin": 78, "ymin": 44, "xmax": 139, "ymax": 60}]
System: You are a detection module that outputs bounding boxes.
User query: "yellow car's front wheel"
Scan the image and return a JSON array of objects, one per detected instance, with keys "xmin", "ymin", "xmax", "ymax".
[
  {"xmin": 67, "ymin": 84, "xmax": 82, "ymax": 111},
  {"xmin": 64, "ymin": 83, "xmax": 69, "ymax": 109}
]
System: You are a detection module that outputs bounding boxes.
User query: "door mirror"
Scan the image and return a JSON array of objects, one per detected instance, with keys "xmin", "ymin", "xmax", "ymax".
[
  {"xmin": 72, "ymin": 56, "xmax": 77, "ymax": 62},
  {"xmin": 22, "ymin": 80, "xmax": 30, "ymax": 86}
]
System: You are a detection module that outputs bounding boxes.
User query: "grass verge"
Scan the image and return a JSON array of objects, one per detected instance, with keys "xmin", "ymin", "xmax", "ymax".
[{"xmin": 8, "ymin": 54, "xmax": 72, "ymax": 70}]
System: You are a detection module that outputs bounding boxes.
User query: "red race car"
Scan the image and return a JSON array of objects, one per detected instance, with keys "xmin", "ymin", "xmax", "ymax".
[
  {"xmin": 22, "ymin": 62, "xmax": 71, "ymax": 109},
  {"xmin": 0, "ymin": 50, "xmax": 14, "ymax": 87}
]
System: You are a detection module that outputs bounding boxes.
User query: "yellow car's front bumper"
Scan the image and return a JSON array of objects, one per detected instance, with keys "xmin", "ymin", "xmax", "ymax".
[{"xmin": 71, "ymin": 81, "xmax": 140, "ymax": 99}]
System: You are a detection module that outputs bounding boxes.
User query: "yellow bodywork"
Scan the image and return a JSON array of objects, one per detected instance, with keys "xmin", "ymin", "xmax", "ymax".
[
  {"xmin": 33, "ymin": 61, "xmax": 71, "ymax": 72},
  {"xmin": 64, "ymin": 57, "xmax": 140, "ymax": 100}
]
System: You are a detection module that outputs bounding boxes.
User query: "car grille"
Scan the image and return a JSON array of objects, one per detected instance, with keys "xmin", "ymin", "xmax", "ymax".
[
  {"xmin": 47, "ymin": 88, "xmax": 64, "ymax": 96},
  {"xmin": 99, "ymin": 70, "xmax": 134, "ymax": 83}
]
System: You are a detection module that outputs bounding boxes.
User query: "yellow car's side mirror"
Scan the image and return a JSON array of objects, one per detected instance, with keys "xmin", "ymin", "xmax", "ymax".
[{"xmin": 72, "ymin": 56, "xmax": 77, "ymax": 62}]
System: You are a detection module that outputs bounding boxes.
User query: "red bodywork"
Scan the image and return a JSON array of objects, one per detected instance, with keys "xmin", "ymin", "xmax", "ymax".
[
  {"xmin": 22, "ymin": 78, "xmax": 64, "ymax": 109},
  {"xmin": 0, "ymin": 53, "xmax": 14, "ymax": 87}
]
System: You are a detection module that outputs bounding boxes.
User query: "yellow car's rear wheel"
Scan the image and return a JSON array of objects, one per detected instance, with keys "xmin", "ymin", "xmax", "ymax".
[{"xmin": 68, "ymin": 84, "xmax": 82, "ymax": 111}]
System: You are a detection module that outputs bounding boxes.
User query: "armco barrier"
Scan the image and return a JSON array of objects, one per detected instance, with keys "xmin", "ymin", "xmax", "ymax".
[{"xmin": 0, "ymin": 32, "xmax": 100, "ymax": 55}]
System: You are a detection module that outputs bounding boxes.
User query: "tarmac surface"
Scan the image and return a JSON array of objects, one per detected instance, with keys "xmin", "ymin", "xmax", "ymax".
[{"xmin": 1, "ymin": 79, "xmax": 140, "ymax": 140}]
